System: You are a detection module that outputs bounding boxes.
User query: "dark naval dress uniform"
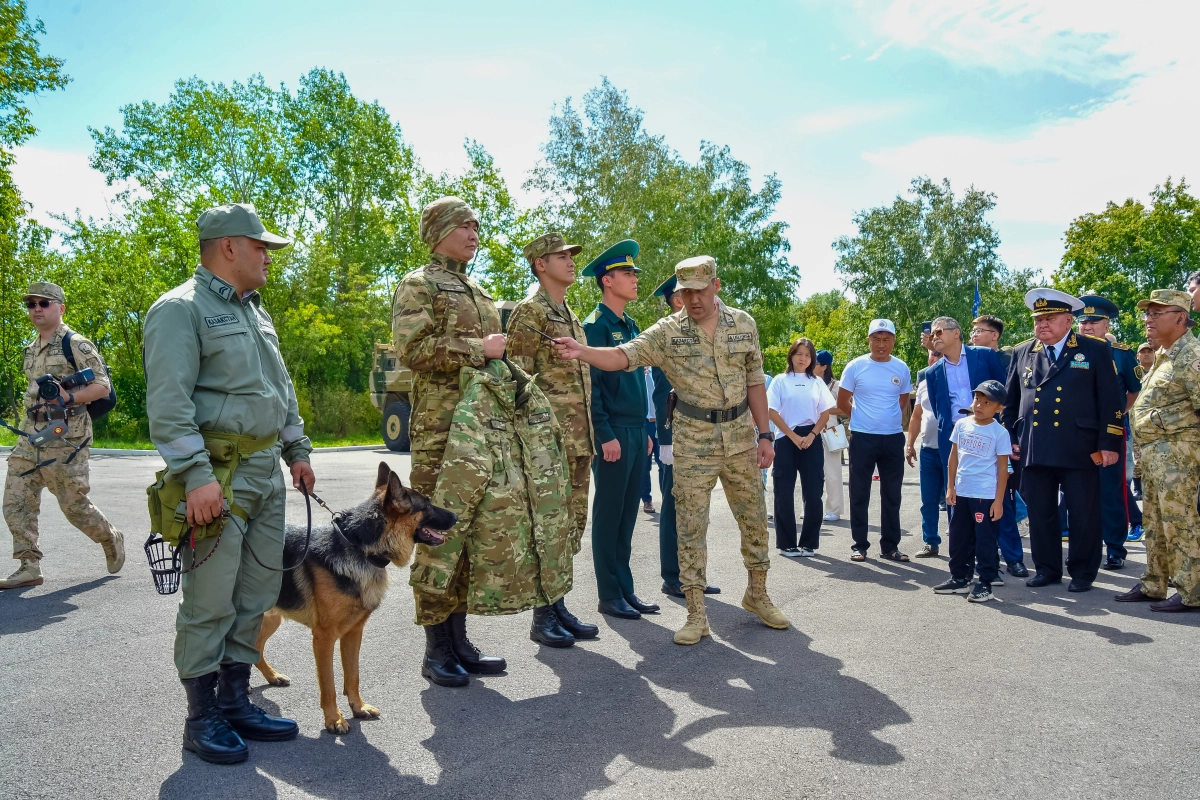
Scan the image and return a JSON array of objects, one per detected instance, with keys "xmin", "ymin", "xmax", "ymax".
[{"xmin": 1003, "ymin": 300, "xmax": 1122, "ymax": 588}]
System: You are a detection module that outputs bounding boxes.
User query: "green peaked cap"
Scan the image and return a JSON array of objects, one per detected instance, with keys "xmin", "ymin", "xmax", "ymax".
[{"xmin": 583, "ymin": 239, "xmax": 641, "ymax": 278}]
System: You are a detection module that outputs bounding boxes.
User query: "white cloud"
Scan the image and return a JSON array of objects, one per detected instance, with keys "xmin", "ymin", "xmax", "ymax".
[
  {"xmin": 794, "ymin": 104, "xmax": 905, "ymax": 134},
  {"xmin": 10, "ymin": 146, "xmax": 120, "ymax": 229}
]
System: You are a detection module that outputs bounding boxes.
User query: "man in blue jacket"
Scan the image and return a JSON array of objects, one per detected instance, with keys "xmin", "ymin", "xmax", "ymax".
[{"xmin": 924, "ymin": 316, "xmax": 1029, "ymax": 576}]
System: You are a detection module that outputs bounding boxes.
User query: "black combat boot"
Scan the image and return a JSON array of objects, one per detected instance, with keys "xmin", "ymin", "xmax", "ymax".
[
  {"xmin": 216, "ymin": 663, "xmax": 299, "ymax": 741},
  {"xmin": 422, "ymin": 621, "xmax": 470, "ymax": 686},
  {"xmin": 446, "ymin": 611, "xmax": 508, "ymax": 672},
  {"xmin": 553, "ymin": 596, "xmax": 599, "ymax": 639},
  {"xmin": 181, "ymin": 672, "xmax": 249, "ymax": 764},
  {"xmin": 530, "ymin": 605, "xmax": 576, "ymax": 648}
]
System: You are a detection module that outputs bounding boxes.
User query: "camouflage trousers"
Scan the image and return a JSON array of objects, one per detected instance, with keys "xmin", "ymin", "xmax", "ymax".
[
  {"xmin": 1138, "ymin": 439, "xmax": 1200, "ymax": 605},
  {"xmin": 2, "ymin": 449, "xmax": 118, "ymax": 563},
  {"xmin": 567, "ymin": 453, "xmax": 591, "ymax": 555},
  {"xmin": 674, "ymin": 445, "xmax": 770, "ymax": 592},
  {"xmin": 409, "ymin": 448, "xmax": 468, "ymax": 625}
]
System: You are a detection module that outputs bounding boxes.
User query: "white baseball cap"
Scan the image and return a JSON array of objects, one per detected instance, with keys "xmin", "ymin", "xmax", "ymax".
[{"xmin": 868, "ymin": 318, "xmax": 896, "ymax": 336}]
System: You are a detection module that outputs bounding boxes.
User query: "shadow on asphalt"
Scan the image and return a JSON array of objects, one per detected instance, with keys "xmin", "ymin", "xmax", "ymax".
[{"xmin": 0, "ymin": 576, "xmax": 115, "ymax": 635}]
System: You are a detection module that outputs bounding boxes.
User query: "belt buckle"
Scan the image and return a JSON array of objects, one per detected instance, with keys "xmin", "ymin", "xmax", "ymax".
[{"xmin": 706, "ymin": 410, "xmax": 718, "ymax": 423}]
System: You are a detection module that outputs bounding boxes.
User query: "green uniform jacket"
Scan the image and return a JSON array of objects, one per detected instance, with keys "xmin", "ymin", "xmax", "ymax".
[
  {"xmin": 144, "ymin": 266, "xmax": 312, "ymax": 492},
  {"xmin": 583, "ymin": 302, "xmax": 647, "ymax": 443},
  {"xmin": 1132, "ymin": 333, "xmax": 1200, "ymax": 445},
  {"xmin": 409, "ymin": 359, "xmax": 573, "ymax": 612}
]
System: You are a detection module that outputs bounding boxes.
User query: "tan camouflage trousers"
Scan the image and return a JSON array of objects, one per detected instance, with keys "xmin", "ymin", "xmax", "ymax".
[
  {"xmin": 1138, "ymin": 439, "xmax": 1200, "ymax": 605},
  {"xmin": 3, "ymin": 449, "xmax": 117, "ymax": 563},
  {"xmin": 674, "ymin": 445, "xmax": 770, "ymax": 591},
  {"xmin": 409, "ymin": 448, "xmax": 468, "ymax": 625},
  {"xmin": 567, "ymin": 453, "xmax": 591, "ymax": 555}
]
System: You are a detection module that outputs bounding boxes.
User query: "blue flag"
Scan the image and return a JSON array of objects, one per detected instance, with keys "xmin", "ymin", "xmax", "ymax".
[{"xmin": 972, "ymin": 282, "xmax": 982, "ymax": 317}]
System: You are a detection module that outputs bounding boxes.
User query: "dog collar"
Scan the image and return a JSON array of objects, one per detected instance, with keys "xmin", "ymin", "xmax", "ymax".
[{"xmin": 366, "ymin": 553, "xmax": 391, "ymax": 569}]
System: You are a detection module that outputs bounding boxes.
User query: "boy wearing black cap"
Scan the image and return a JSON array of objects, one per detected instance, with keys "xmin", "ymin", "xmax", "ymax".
[{"xmin": 934, "ymin": 380, "xmax": 1012, "ymax": 602}]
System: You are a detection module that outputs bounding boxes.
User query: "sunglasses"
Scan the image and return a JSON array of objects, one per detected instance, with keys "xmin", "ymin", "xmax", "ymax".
[{"xmin": 25, "ymin": 299, "xmax": 56, "ymax": 309}]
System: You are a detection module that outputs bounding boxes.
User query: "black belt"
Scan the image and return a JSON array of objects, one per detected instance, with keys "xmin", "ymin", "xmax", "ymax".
[{"xmin": 674, "ymin": 397, "xmax": 749, "ymax": 424}]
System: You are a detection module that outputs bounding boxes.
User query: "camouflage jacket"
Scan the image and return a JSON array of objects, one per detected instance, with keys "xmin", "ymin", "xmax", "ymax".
[
  {"xmin": 505, "ymin": 286, "xmax": 594, "ymax": 459},
  {"xmin": 391, "ymin": 254, "xmax": 502, "ymax": 457},
  {"xmin": 1131, "ymin": 333, "xmax": 1200, "ymax": 445},
  {"xmin": 617, "ymin": 301, "xmax": 766, "ymax": 459},
  {"xmin": 13, "ymin": 324, "xmax": 110, "ymax": 459},
  {"xmin": 409, "ymin": 359, "xmax": 573, "ymax": 613}
]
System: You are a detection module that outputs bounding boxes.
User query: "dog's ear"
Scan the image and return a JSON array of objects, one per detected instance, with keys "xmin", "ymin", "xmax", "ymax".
[
  {"xmin": 385, "ymin": 472, "xmax": 411, "ymax": 511},
  {"xmin": 376, "ymin": 462, "xmax": 391, "ymax": 489}
]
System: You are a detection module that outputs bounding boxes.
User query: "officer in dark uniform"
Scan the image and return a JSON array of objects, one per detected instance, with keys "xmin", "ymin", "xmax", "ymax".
[
  {"xmin": 583, "ymin": 240, "xmax": 659, "ymax": 619},
  {"xmin": 1002, "ymin": 288, "xmax": 1123, "ymax": 592},
  {"xmin": 1075, "ymin": 295, "xmax": 1142, "ymax": 569},
  {"xmin": 651, "ymin": 274, "xmax": 720, "ymax": 599}
]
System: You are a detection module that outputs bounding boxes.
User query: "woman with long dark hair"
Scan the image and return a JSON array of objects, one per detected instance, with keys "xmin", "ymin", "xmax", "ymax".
[{"xmin": 766, "ymin": 338, "xmax": 836, "ymax": 556}]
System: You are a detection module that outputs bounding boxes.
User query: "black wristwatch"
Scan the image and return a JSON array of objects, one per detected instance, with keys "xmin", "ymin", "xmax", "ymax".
[
  {"xmin": 758, "ymin": 432, "xmax": 773, "ymax": 442},
  {"xmin": 67, "ymin": 392, "xmax": 75, "ymax": 406}
]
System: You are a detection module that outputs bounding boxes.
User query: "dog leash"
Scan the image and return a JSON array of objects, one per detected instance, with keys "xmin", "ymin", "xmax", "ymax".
[{"xmin": 187, "ymin": 477, "xmax": 316, "ymax": 573}]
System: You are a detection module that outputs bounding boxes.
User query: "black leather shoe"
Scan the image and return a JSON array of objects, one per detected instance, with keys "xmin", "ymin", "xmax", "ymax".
[
  {"xmin": 446, "ymin": 612, "xmax": 506, "ymax": 674},
  {"xmin": 597, "ymin": 598, "xmax": 641, "ymax": 619},
  {"xmin": 1026, "ymin": 574, "xmax": 1061, "ymax": 588},
  {"xmin": 422, "ymin": 621, "xmax": 470, "ymax": 687},
  {"xmin": 1067, "ymin": 580, "xmax": 1093, "ymax": 593},
  {"xmin": 182, "ymin": 672, "xmax": 249, "ymax": 764},
  {"xmin": 661, "ymin": 582, "xmax": 685, "ymax": 598},
  {"xmin": 1007, "ymin": 562, "xmax": 1030, "ymax": 578},
  {"xmin": 703, "ymin": 585, "xmax": 722, "ymax": 595},
  {"xmin": 1102, "ymin": 556, "xmax": 1125, "ymax": 570},
  {"xmin": 1150, "ymin": 594, "xmax": 1200, "ymax": 613},
  {"xmin": 530, "ymin": 605, "xmax": 575, "ymax": 648},
  {"xmin": 553, "ymin": 597, "xmax": 599, "ymax": 639},
  {"xmin": 216, "ymin": 663, "xmax": 299, "ymax": 741},
  {"xmin": 624, "ymin": 594, "xmax": 660, "ymax": 614},
  {"xmin": 1115, "ymin": 584, "xmax": 1161, "ymax": 602}
]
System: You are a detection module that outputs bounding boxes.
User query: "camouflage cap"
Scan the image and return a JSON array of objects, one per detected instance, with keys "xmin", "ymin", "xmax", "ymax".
[
  {"xmin": 24, "ymin": 282, "xmax": 65, "ymax": 304},
  {"xmin": 1136, "ymin": 288, "xmax": 1192, "ymax": 312},
  {"xmin": 196, "ymin": 203, "xmax": 290, "ymax": 249},
  {"xmin": 675, "ymin": 255, "xmax": 717, "ymax": 290},
  {"xmin": 420, "ymin": 196, "xmax": 479, "ymax": 249},
  {"xmin": 1137, "ymin": 341, "xmax": 1154, "ymax": 352},
  {"xmin": 523, "ymin": 231, "xmax": 582, "ymax": 263}
]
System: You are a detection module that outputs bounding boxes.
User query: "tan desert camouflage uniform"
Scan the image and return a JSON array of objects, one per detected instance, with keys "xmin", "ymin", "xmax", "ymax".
[
  {"xmin": 3, "ymin": 323, "xmax": 121, "ymax": 564},
  {"xmin": 506, "ymin": 283, "xmax": 594, "ymax": 553},
  {"xmin": 410, "ymin": 359, "xmax": 573, "ymax": 623},
  {"xmin": 1130, "ymin": 328, "xmax": 1200, "ymax": 606}
]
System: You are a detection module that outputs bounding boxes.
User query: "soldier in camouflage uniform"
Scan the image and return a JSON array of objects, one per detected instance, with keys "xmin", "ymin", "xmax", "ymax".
[
  {"xmin": 554, "ymin": 256, "xmax": 790, "ymax": 645},
  {"xmin": 391, "ymin": 196, "xmax": 509, "ymax": 685},
  {"xmin": 1, "ymin": 282, "xmax": 124, "ymax": 590},
  {"xmin": 506, "ymin": 231, "xmax": 600, "ymax": 644},
  {"xmin": 1116, "ymin": 289, "xmax": 1200, "ymax": 612}
]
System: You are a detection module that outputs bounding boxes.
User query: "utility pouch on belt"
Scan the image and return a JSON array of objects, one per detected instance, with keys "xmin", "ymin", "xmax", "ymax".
[{"xmin": 146, "ymin": 432, "xmax": 278, "ymax": 547}]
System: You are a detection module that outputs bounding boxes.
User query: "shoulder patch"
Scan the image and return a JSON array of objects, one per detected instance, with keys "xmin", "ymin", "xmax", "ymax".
[
  {"xmin": 75, "ymin": 341, "xmax": 95, "ymax": 355},
  {"xmin": 1081, "ymin": 333, "xmax": 1107, "ymax": 342},
  {"xmin": 204, "ymin": 314, "xmax": 239, "ymax": 328},
  {"xmin": 1112, "ymin": 341, "xmax": 1130, "ymax": 350}
]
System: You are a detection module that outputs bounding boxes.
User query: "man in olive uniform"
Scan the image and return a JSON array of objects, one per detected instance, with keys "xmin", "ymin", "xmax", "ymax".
[
  {"xmin": 145, "ymin": 203, "xmax": 314, "ymax": 763},
  {"xmin": 1074, "ymin": 295, "xmax": 1142, "ymax": 569},
  {"xmin": 1, "ymin": 282, "xmax": 124, "ymax": 590},
  {"xmin": 1002, "ymin": 288, "xmax": 1122, "ymax": 592},
  {"xmin": 1116, "ymin": 290, "xmax": 1200, "ymax": 611},
  {"xmin": 554, "ymin": 256, "xmax": 789, "ymax": 645},
  {"xmin": 506, "ymin": 231, "xmax": 600, "ymax": 644},
  {"xmin": 391, "ymin": 196, "xmax": 508, "ymax": 686}
]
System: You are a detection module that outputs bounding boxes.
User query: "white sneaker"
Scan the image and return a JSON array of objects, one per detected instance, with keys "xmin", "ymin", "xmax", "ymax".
[
  {"xmin": 795, "ymin": 547, "xmax": 816, "ymax": 557},
  {"xmin": 823, "ymin": 513, "xmax": 840, "ymax": 521}
]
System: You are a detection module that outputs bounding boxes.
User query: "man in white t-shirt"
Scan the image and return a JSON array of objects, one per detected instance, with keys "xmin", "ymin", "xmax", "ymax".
[{"xmin": 836, "ymin": 319, "xmax": 913, "ymax": 561}]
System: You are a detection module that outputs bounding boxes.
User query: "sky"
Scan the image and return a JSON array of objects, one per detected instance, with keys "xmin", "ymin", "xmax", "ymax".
[{"xmin": 13, "ymin": 0, "xmax": 1197, "ymax": 299}]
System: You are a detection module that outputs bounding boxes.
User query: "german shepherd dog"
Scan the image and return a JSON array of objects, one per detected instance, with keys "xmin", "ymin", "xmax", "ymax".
[{"xmin": 254, "ymin": 462, "xmax": 456, "ymax": 734}]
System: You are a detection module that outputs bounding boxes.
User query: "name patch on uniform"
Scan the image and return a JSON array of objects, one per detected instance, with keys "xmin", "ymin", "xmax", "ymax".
[
  {"xmin": 547, "ymin": 314, "xmax": 567, "ymax": 323},
  {"xmin": 437, "ymin": 282, "xmax": 467, "ymax": 293},
  {"xmin": 489, "ymin": 419, "xmax": 507, "ymax": 430},
  {"xmin": 611, "ymin": 332, "xmax": 624, "ymax": 341},
  {"xmin": 528, "ymin": 412, "xmax": 551, "ymax": 425},
  {"xmin": 726, "ymin": 333, "xmax": 753, "ymax": 342},
  {"xmin": 671, "ymin": 336, "xmax": 700, "ymax": 345},
  {"xmin": 204, "ymin": 314, "xmax": 239, "ymax": 328}
]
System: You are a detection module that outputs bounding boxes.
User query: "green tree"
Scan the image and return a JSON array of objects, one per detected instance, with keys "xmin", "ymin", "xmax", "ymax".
[{"xmin": 1054, "ymin": 178, "xmax": 1200, "ymax": 340}]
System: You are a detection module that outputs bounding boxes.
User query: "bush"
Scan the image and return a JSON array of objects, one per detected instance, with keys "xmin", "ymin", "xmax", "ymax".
[{"xmin": 297, "ymin": 386, "xmax": 379, "ymax": 439}]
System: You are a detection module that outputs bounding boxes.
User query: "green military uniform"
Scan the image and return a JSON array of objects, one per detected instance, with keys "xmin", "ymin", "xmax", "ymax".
[
  {"xmin": 615, "ymin": 256, "xmax": 788, "ymax": 643},
  {"xmin": 144, "ymin": 219, "xmax": 312, "ymax": 681},
  {"xmin": 1, "ymin": 282, "xmax": 123, "ymax": 589},
  {"xmin": 1129, "ymin": 290, "xmax": 1200, "ymax": 607},
  {"xmin": 582, "ymin": 240, "xmax": 649, "ymax": 606}
]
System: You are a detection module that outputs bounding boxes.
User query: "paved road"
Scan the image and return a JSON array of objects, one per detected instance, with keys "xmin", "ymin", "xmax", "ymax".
[{"xmin": 1, "ymin": 449, "xmax": 1197, "ymax": 799}]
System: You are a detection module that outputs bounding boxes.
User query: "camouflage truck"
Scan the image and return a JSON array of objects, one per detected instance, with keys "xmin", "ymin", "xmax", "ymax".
[{"xmin": 371, "ymin": 300, "xmax": 518, "ymax": 451}]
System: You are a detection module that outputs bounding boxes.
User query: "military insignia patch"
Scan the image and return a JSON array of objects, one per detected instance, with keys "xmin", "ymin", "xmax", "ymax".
[
  {"xmin": 437, "ymin": 282, "xmax": 467, "ymax": 293},
  {"xmin": 1069, "ymin": 361, "xmax": 1089, "ymax": 369},
  {"xmin": 204, "ymin": 314, "xmax": 239, "ymax": 328},
  {"xmin": 891, "ymin": 376, "xmax": 901, "ymax": 386},
  {"xmin": 547, "ymin": 315, "xmax": 567, "ymax": 323},
  {"xmin": 726, "ymin": 333, "xmax": 753, "ymax": 342},
  {"xmin": 611, "ymin": 332, "xmax": 624, "ymax": 341},
  {"xmin": 1074, "ymin": 353, "xmax": 1085, "ymax": 361},
  {"xmin": 528, "ymin": 412, "xmax": 551, "ymax": 425},
  {"xmin": 489, "ymin": 419, "xmax": 507, "ymax": 430},
  {"xmin": 77, "ymin": 342, "xmax": 94, "ymax": 354},
  {"xmin": 671, "ymin": 336, "xmax": 700, "ymax": 345}
]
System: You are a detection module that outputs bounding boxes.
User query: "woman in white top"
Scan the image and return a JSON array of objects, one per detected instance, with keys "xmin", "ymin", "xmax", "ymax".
[
  {"xmin": 767, "ymin": 338, "xmax": 836, "ymax": 557},
  {"xmin": 814, "ymin": 350, "xmax": 844, "ymax": 521}
]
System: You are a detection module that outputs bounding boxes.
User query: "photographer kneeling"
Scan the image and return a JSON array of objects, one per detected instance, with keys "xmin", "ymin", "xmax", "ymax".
[{"xmin": 1, "ymin": 282, "xmax": 125, "ymax": 590}]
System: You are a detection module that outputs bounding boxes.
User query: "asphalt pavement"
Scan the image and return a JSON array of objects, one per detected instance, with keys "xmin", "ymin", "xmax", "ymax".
[{"xmin": 1, "ymin": 449, "xmax": 1197, "ymax": 800}]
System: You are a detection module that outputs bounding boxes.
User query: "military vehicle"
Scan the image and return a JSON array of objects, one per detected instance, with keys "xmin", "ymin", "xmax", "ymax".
[{"xmin": 371, "ymin": 300, "xmax": 518, "ymax": 451}]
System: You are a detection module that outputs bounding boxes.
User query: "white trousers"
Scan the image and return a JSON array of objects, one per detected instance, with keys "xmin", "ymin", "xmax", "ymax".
[{"xmin": 823, "ymin": 445, "xmax": 845, "ymax": 516}]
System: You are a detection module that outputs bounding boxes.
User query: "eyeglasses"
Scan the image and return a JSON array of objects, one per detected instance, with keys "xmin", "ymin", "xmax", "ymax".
[
  {"xmin": 1139, "ymin": 309, "xmax": 1185, "ymax": 321},
  {"xmin": 970, "ymin": 328, "xmax": 998, "ymax": 336},
  {"xmin": 25, "ymin": 299, "xmax": 55, "ymax": 309}
]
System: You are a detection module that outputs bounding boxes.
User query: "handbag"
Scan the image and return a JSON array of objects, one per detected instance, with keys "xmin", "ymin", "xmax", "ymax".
[{"xmin": 821, "ymin": 423, "xmax": 849, "ymax": 453}]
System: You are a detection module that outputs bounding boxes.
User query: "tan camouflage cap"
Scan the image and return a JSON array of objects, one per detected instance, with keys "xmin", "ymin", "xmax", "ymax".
[
  {"xmin": 523, "ymin": 231, "xmax": 582, "ymax": 263},
  {"xmin": 1136, "ymin": 288, "xmax": 1192, "ymax": 312},
  {"xmin": 196, "ymin": 203, "xmax": 290, "ymax": 249},
  {"xmin": 675, "ymin": 255, "xmax": 717, "ymax": 290},
  {"xmin": 24, "ymin": 281, "xmax": 65, "ymax": 304},
  {"xmin": 420, "ymin": 196, "xmax": 478, "ymax": 249}
]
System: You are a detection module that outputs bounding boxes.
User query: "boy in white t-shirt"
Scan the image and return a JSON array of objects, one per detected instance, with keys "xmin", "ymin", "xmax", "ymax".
[{"xmin": 933, "ymin": 380, "xmax": 1012, "ymax": 602}]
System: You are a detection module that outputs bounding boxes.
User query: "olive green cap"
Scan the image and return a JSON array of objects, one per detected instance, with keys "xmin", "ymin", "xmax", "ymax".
[
  {"xmin": 1136, "ymin": 288, "xmax": 1192, "ymax": 312},
  {"xmin": 196, "ymin": 203, "xmax": 290, "ymax": 249},
  {"xmin": 675, "ymin": 255, "xmax": 717, "ymax": 290},
  {"xmin": 24, "ymin": 282, "xmax": 65, "ymax": 304},
  {"xmin": 523, "ymin": 231, "xmax": 582, "ymax": 263}
]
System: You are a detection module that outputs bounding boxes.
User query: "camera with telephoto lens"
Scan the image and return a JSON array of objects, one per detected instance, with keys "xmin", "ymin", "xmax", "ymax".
[{"xmin": 35, "ymin": 369, "xmax": 95, "ymax": 402}]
